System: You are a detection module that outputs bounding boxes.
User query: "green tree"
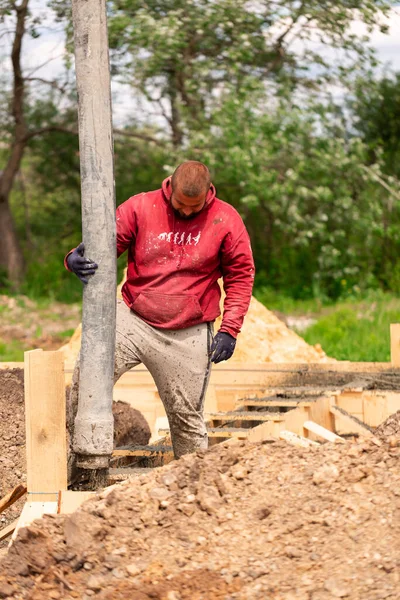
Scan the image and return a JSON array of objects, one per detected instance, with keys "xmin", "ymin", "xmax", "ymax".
[
  {"xmin": 106, "ymin": 0, "xmax": 393, "ymax": 145},
  {"xmin": 353, "ymin": 72, "xmax": 400, "ymax": 177},
  {"xmin": 187, "ymin": 95, "xmax": 399, "ymax": 297}
]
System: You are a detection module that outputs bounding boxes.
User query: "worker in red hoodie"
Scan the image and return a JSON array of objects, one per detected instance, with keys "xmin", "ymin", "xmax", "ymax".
[{"xmin": 66, "ymin": 161, "xmax": 254, "ymax": 458}]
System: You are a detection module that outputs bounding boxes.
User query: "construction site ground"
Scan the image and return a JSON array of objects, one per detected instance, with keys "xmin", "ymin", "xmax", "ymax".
[
  {"xmin": 1, "ymin": 294, "xmax": 400, "ymax": 598},
  {"xmin": 0, "ymin": 433, "xmax": 399, "ymax": 599}
]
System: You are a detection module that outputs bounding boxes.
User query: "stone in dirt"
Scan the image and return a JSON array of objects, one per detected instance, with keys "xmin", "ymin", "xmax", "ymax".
[{"xmin": 0, "ymin": 436, "xmax": 399, "ymax": 599}]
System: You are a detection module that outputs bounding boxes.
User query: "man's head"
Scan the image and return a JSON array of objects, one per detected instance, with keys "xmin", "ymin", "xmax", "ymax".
[{"xmin": 170, "ymin": 161, "xmax": 211, "ymax": 219}]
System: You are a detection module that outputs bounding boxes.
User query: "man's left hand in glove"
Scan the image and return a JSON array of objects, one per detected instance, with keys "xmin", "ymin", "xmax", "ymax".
[{"xmin": 210, "ymin": 332, "xmax": 236, "ymax": 364}]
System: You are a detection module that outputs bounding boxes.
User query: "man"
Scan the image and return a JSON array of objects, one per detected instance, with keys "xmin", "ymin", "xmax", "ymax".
[{"xmin": 66, "ymin": 161, "xmax": 254, "ymax": 458}]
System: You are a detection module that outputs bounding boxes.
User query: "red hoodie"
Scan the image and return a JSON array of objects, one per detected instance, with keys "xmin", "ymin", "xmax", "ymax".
[{"xmin": 66, "ymin": 177, "xmax": 254, "ymax": 338}]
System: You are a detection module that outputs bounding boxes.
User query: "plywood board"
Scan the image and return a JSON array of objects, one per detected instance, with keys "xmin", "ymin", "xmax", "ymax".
[
  {"xmin": 390, "ymin": 324, "xmax": 400, "ymax": 367},
  {"xmin": 247, "ymin": 420, "xmax": 281, "ymax": 442},
  {"xmin": 279, "ymin": 407, "xmax": 309, "ymax": 436},
  {"xmin": 59, "ymin": 491, "xmax": 96, "ymax": 514},
  {"xmin": 12, "ymin": 501, "xmax": 58, "ymax": 542},
  {"xmin": 308, "ymin": 396, "xmax": 335, "ymax": 439},
  {"xmin": 362, "ymin": 393, "xmax": 391, "ymax": 428},
  {"xmin": 24, "ymin": 349, "xmax": 67, "ymax": 502},
  {"xmin": 330, "ymin": 405, "xmax": 373, "ymax": 437}
]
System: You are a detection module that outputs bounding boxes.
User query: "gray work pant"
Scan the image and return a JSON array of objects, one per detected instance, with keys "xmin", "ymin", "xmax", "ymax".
[{"xmin": 69, "ymin": 299, "xmax": 213, "ymax": 459}]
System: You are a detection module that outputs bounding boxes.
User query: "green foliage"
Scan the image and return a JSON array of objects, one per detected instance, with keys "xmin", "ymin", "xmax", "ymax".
[
  {"xmin": 353, "ymin": 73, "xmax": 400, "ymax": 176},
  {"xmin": 0, "ymin": 339, "xmax": 27, "ymax": 362},
  {"xmin": 188, "ymin": 94, "xmax": 400, "ymax": 298},
  {"xmin": 301, "ymin": 293, "xmax": 400, "ymax": 361},
  {"xmin": 107, "ymin": 0, "xmax": 393, "ymax": 142}
]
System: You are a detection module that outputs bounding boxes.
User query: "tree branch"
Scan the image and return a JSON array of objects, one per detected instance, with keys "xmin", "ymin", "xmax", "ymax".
[
  {"xmin": 23, "ymin": 126, "xmax": 161, "ymax": 145},
  {"xmin": 24, "ymin": 76, "xmax": 67, "ymax": 93}
]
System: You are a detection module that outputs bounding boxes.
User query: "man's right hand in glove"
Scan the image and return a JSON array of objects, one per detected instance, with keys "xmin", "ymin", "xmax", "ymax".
[{"xmin": 66, "ymin": 242, "xmax": 98, "ymax": 284}]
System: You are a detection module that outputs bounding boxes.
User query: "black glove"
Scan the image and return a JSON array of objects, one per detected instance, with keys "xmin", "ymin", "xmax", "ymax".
[
  {"xmin": 210, "ymin": 332, "xmax": 236, "ymax": 364},
  {"xmin": 66, "ymin": 242, "xmax": 98, "ymax": 284}
]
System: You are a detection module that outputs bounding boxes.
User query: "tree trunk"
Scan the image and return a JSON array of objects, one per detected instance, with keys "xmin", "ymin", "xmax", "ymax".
[
  {"xmin": 0, "ymin": 199, "xmax": 25, "ymax": 285},
  {"xmin": 0, "ymin": 0, "xmax": 30, "ymax": 287}
]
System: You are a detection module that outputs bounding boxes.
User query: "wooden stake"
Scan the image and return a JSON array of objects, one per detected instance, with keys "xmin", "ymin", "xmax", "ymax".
[
  {"xmin": 0, "ymin": 484, "xmax": 26, "ymax": 514},
  {"xmin": 390, "ymin": 324, "xmax": 400, "ymax": 367},
  {"xmin": 0, "ymin": 519, "xmax": 18, "ymax": 542},
  {"xmin": 24, "ymin": 349, "xmax": 67, "ymax": 502}
]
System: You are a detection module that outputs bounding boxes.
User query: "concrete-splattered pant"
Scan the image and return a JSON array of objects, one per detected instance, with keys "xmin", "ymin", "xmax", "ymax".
[{"xmin": 69, "ymin": 299, "xmax": 213, "ymax": 459}]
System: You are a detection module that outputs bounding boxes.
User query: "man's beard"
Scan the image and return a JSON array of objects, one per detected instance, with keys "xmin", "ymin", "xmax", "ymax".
[{"xmin": 173, "ymin": 208, "xmax": 198, "ymax": 220}]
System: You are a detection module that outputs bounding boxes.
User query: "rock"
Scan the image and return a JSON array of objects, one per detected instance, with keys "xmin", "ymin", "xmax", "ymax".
[
  {"xmin": 313, "ymin": 464, "xmax": 339, "ymax": 485},
  {"xmin": 0, "ymin": 583, "xmax": 14, "ymax": 598},
  {"xmin": 86, "ymin": 575, "xmax": 105, "ymax": 592},
  {"xmin": 324, "ymin": 577, "xmax": 350, "ymax": 597},
  {"xmin": 149, "ymin": 487, "xmax": 171, "ymax": 501},
  {"xmin": 285, "ymin": 546, "xmax": 302, "ymax": 559},
  {"xmin": 231, "ymin": 465, "xmax": 248, "ymax": 480},
  {"xmin": 126, "ymin": 563, "xmax": 141, "ymax": 577},
  {"xmin": 161, "ymin": 473, "xmax": 177, "ymax": 487}
]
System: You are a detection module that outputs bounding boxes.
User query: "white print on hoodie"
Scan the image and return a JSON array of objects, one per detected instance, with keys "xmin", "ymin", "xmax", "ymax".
[{"xmin": 157, "ymin": 231, "xmax": 202, "ymax": 246}]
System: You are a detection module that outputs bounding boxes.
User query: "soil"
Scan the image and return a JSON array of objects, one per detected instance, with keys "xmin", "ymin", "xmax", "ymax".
[
  {"xmin": 113, "ymin": 401, "xmax": 151, "ymax": 447},
  {"xmin": 0, "ymin": 370, "xmax": 26, "ymax": 544},
  {"xmin": 0, "ymin": 296, "xmax": 81, "ymax": 355},
  {"xmin": 0, "ymin": 435, "xmax": 399, "ymax": 600},
  {"xmin": 0, "ymin": 370, "xmax": 150, "ymax": 547}
]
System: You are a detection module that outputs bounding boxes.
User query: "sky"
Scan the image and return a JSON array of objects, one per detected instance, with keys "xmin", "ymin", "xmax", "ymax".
[{"xmin": 1, "ymin": 3, "xmax": 400, "ymax": 126}]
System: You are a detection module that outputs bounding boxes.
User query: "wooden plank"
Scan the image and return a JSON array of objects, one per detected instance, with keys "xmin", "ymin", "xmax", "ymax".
[
  {"xmin": 390, "ymin": 324, "xmax": 400, "ymax": 367},
  {"xmin": 247, "ymin": 420, "xmax": 280, "ymax": 442},
  {"xmin": 362, "ymin": 393, "xmax": 391, "ymax": 428},
  {"xmin": 207, "ymin": 428, "xmax": 250, "ymax": 439},
  {"xmin": 279, "ymin": 430, "xmax": 320, "ymax": 447},
  {"xmin": 0, "ymin": 519, "xmax": 18, "ymax": 542},
  {"xmin": 236, "ymin": 398, "xmax": 315, "ymax": 409},
  {"xmin": 24, "ymin": 350, "xmax": 67, "ymax": 502},
  {"xmin": 158, "ymin": 427, "xmax": 249, "ymax": 439},
  {"xmin": 0, "ymin": 484, "xmax": 27, "ymax": 514},
  {"xmin": 12, "ymin": 501, "xmax": 58, "ymax": 542},
  {"xmin": 205, "ymin": 411, "xmax": 283, "ymax": 422},
  {"xmin": 59, "ymin": 491, "xmax": 96, "ymax": 514},
  {"xmin": 308, "ymin": 396, "xmax": 335, "ymax": 438},
  {"xmin": 335, "ymin": 392, "xmax": 364, "ymax": 415},
  {"xmin": 112, "ymin": 444, "xmax": 173, "ymax": 457},
  {"xmin": 330, "ymin": 405, "xmax": 373, "ymax": 437},
  {"xmin": 279, "ymin": 406, "xmax": 310, "ymax": 436},
  {"xmin": 303, "ymin": 420, "xmax": 345, "ymax": 443}
]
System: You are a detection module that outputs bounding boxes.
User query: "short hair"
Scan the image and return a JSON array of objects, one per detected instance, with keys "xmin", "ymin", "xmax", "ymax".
[{"xmin": 171, "ymin": 161, "xmax": 211, "ymax": 197}]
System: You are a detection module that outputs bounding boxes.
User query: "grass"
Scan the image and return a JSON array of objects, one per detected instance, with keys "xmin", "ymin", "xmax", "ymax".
[
  {"xmin": 254, "ymin": 288, "xmax": 400, "ymax": 362},
  {"xmin": 0, "ymin": 339, "xmax": 27, "ymax": 362}
]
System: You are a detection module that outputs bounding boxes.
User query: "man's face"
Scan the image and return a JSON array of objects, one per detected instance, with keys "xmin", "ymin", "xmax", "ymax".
[{"xmin": 171, "ymin": 187, "xmax": 208, "ymax": 220}]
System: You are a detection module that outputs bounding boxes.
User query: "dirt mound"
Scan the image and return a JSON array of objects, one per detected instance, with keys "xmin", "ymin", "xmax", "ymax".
[
  {"xmin": 215, "ymin": 294, "xmax": 331, "ymax": 363},
  {"xmin": 375, "ymin": 409, "xmax": 400, "ymax": 439},
  {"xmin": 113, "ymin": 400, "xmax": 151, "ymax": 447},
  {"xmin": 1, "ymin": 436, "xmax": 399, "ymax": 599}
]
